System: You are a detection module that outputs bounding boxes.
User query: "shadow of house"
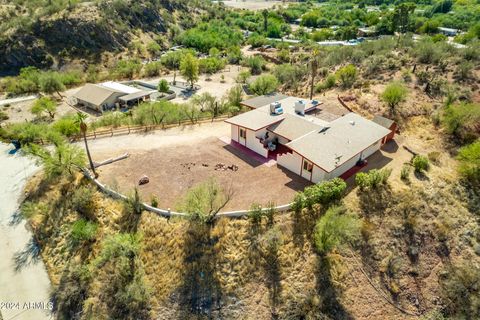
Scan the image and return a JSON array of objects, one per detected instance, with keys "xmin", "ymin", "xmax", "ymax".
[
  {"xmin": 176, "ymin": 223, "xmax": 223, "ymax": 317},
  {"xmin": 222, "ymin": 144, "xmax": 264, "ymax": 168}
]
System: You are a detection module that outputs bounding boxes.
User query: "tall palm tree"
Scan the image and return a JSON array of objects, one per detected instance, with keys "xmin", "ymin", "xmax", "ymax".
[{"xmin": 74, "ymin": 112, "xmax": 97, "ymax": 178}]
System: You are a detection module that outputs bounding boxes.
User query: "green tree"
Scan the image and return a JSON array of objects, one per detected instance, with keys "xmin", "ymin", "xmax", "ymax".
[
  {"xmin": 39, "ymin": 72, "xmax": 65, "ymax": 98},
  {"xmin": 314, "ymin": 206, "xmax": 361, "ymax": 255},
  {"xmin": 180, "ymin": 53, "xmax": 199, "ymax": 90},
  {"xmin": 28, "ymin": 143, "xmax": 86, "ymax": 178},
  {"xmin": 31, "ymin": 97, "xmax": 57, "ymax": 119},
  {"xmin": 177, "ymin": 178, "xmax": 232, "ymax": 224},
  {"xmin": 262, "ymin": 9, "xmax": 268, "ymax": 33},
  {"xmin": 381, "ymin": 82, "xmax": 408, "ymax": 115},
  {"xmin": 336, "ymin": 64, "xmax": 357, "ymax": 89},
  {"xmin": 392, "ymin": 2, "xmax": 416, "ymax": 33},
  {"xmin": 157, "ymin": 79, "xmax": 169, "ymax": 93},
  {"xmin": 74, "ymin": 112, "xmax": 97, "ymax": 178},
  {"xmin": 249, "ymin": 74, "xmax": 279, "ymax": 95}
]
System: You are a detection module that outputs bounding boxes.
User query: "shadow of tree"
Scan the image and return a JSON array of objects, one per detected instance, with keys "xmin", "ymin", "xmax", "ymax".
[
  {"xmin": 176, "ymin": 222, "xmax": 223, "ymax": 317},
  {"xmin": 315, "ymin": 256, "xmax": 354, "ymax": 320},
  {"xmin": 13, "ymin": 237, "xmax": 42, "ymax": 272}
]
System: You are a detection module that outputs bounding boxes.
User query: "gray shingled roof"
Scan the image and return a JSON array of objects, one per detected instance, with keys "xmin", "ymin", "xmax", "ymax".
[
  {"xmin": 286, "ymin": 113, "xmax": 391, "ymax": 172},
  {"xmin": 240, "ymin": 93, "xmax": 289, "ymax": 109}
]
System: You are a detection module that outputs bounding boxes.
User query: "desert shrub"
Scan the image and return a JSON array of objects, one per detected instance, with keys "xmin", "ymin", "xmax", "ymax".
[
  {"xmin": 291, "ymin": 192, "xmax": 307, "ymax": 213},
  {"xmin": 146, "ymin": 41, "xmax": 162, "ymax": 56},
  {"xmin": 412, "ymin": 155, "xmax": 430, "ymax": 173},
  {"xmin": 0, "ymin": 110, "xmax": 9, "ymax": 122},
  {"xmin": 439, "ymin": 262, "xmax": 480, "ymax": 318},
  {"xmin": 336, "ymin": 64, "xmax": 357, "ymax": 88},
  {"xmin": 313, "ymin": 206, "xmax": 361, "ymax": 255},
  {"xmin": 124, "ymin": 188, "xmax": 143, "ymax": 215},
  {"xmin": 157, "ymin": 79, "xmax": 169, "ymax": 93},
  {"xmin": 355, "ymin": 168, "xmax": 392, "ymax": 190},
  {"xmin": 455, "ymin": 62, "xmax": 474, "ymax": 81},
  {"xmin": 71, "ymin": 219, "xmax": 98, "ymax": 244},
  {"xmin": 248, "ymin": 203, "xmax": 263, "ymax": 224},
  {"xmin": 31, "ymin": 97, "xmax": 57, "ymax": 119},
  {"xmin": 247, "ymin": 33, "xmax": 268, "ymax": 48},
  {"xmin": 2, "ymin": 122, "xmax": 47, "ymax": 145},
  {"xmin": 90, "ymin": 111, "xmax": 128, "ymax": 129},
  {"xmin": 442, "ymin": 103, "xmax": 480, "ymax": 144},
  {"xmin": 144, "ymin": 62, "xmax": 162, "ymax": 77},
  {"xmin": 113, "ymin": 59, "xmax": 142, "ymax": 79},
  {"xmin": 302, "ymin": 178, "xmax": 347, "ymax": 209},
  {"xmin": 249, "ymin": 74, "xmax": 279, "ymax": 95},
  {"xmin": 242, "ymin": 56, "xmax": 266, "ymax": 75},
  {"xmin": 198, "ymin": 57, "xmax": 226, "ymax": 74},
  {"xmin": 381, "ymin": 82, "xmax": 408, "ymax": 115},
  {"xmin": 71, "ymin": 185, "xmax": 96, "ymax": 217},
  {"xmin": 150, "ymin": 196, "xmax": 159, "ymax": 208},
  {"xmin": 400, "ymin": 164, "xmax": 411, "ymax": 181},
  {"xmin": 457, "ymin": 140, "xmax": 480, "ymax": 186},
  {"xmin": 273, "ymin": 64, "xmax": 306, "ymax": 90},
  {"xmin": 236, "ymin": 70, "xmax": 251, "ymax": 84},
  {"xmin": 315, "ymin": 74, "xmax": 336, "ymax": 92}
]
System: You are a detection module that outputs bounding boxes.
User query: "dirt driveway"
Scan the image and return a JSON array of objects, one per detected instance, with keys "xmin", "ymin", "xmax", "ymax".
[{"xmin": 91, "ymin": 124, "xmax": 310, "ymax": 211}]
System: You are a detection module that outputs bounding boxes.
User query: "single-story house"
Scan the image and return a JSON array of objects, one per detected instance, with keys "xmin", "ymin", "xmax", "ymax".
[
  {"xmin": 72, "ymin": 81, "xmax": 151, "ymax": 113},
  {"xmin": 358, "ymin": 27, "xmax": 377, "ymax": 37},
  {"xmin": 225, "ymin": 96, "xmax": 392, "ymax": 183}
]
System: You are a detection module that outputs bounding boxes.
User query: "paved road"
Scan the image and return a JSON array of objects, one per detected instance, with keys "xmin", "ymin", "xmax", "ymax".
[{"xmin": 0, "ymin": 144, "xmax": 52, "ymax": 320}]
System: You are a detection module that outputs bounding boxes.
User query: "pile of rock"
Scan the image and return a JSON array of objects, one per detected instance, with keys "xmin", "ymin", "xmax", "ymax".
[{"xmin": 214, "ymin": 163, "xmax": 238, "ymax": 171}]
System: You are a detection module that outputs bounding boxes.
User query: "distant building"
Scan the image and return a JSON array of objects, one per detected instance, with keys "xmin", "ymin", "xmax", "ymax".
[
  {"xmin": 438, "ymin": 27, "xmax": 459, "ymax": 36},
  {"xmin": 72, "ymin": 81, "xmax": 151, "ymax": 113},
  {"xmin": 226, "ymin": 95, "xmax": 393, "ymax": 183},
  {"xmin": 358, "ymin": 26, "xmax": 377, "ymax": 37}
]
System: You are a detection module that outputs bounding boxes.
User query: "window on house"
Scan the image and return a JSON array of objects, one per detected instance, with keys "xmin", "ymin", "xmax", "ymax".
[
  {"xmin": 239, "ymin": 128, "xmax": 246, "ymax": 139},
  {"xmin": 303, "ymin": 159, "xmax": 313, "ymax": 173}
]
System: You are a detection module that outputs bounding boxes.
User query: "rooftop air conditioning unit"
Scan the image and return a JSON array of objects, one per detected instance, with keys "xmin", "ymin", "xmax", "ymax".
[
  {"xmin": 295, "ymin": 100, "xmax": 305, "ymax": 115},
  {"xmin": 270, "ymin": 101, "xmax": 283, "ymax": 115}
]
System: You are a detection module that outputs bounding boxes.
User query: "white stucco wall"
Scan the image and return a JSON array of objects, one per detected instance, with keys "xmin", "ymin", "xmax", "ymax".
[
  {"xmin": 325, "ymin": 139, "xmax": 382, "ymax": 180},
  {"xmin": 246, "ymin": 128, "xmax": 268, "ymax": 158},
  {"xmin": 277, "ymin": 151, "xmax": 302, "ymax": 175},
  {"xmin": 231, "ymin": 124, "xmax": 239, "ymax": 142},
  {"xmin": 311, "ymin": 165, "xmax": 327, "ymax": 183}
]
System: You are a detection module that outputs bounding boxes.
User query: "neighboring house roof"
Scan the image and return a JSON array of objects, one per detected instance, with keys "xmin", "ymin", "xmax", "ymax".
[
  {"xmin": 101, "ymin": 81, "xmax": 141, "ymax": 94},
  {"xmin": 372, "ymin": 115, "xmax": 395, "ymax": 129},
  {"xmin": 268, "ymin": 114, "xmax": 322, "ymax": 141},
  {"xmin": 73, "ymin": 84, "xmax": 123, "ymax": 107},
  {"xmin": 438, "ymin": 27, "xmax": 458, "ymax": 33},
  {"xmin": 240, "ymin": 93, "xmax": 289, "ymax": 109},
  {"xmin": 286, "ymin": 113, "xmax": 391, "ymax": 172},
  {"xmin": 118, "ymin": 90, "xmax": 150, "ymax": 102}
]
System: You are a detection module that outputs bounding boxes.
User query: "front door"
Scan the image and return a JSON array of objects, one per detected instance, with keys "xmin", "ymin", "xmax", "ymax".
[
  {"xmin": 239, "ymin": 127, "xmax": 247, "ymax": 146},
  {"xmin": 301, "ymin": 158, "xmax": 313, "ymax": 181}
]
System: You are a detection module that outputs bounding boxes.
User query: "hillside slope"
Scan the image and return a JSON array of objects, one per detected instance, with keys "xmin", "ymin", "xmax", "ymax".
[{"xmin": 0, "ymin": 0, "xmax": 210, "ymax": 74}]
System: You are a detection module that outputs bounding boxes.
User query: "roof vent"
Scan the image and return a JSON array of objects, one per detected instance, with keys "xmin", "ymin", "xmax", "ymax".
[
  {"xmin": 319, "ymin": 126, "xmax": 330, "ymax": 133},
  {"xmin": 350, "ymin": 121, "xmax": 356, "ymax": 125}
]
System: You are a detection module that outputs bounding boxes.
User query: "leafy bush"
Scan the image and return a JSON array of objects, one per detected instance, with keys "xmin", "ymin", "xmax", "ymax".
[
  {"xmin": 273, "ymin": 64, "xmax": 306, "ymax": 90},
  {"xmin": 113, "ymin": 59, "xmax": 142, "ymax": 79},
  {"xmin": 249, "ymin": 74, "xmax": 279, "ymax": 95},
  {"xmin": 178, "ymin": 21, "xmax": 242, "ymax": 52},
  {"xmin": 336, "ymin": 64, "xmax": 357, "ymax": 88},
  {"xmin": 242, "ymin": 56, "xmax": 266, "ymax": 75},
  {"xmin": 442, "ymin": 103, "xmax": 480, "ymax": 144},
  {"xmin": 71, "ymin": 219, "xmax": 98, "ymax": 244},
  {"xmin": 71, "ymin": 186, "xmax": 96, "ymax": 217},
  {"xmin": 315, "ymin": 74, "xmax": 336, "ymax": 92},
  {"xmin": 157, "ymin": 79, "xmax": 169, "ymax": 93},
  {"xmin": 144, "ymin": 62, "xmax": 162, "ymax": 77},
  {"xmin": 314, "ymin": 206, "xmax": 361, "ymax": 255},
  {"xmin": 248, "ymin": 203, "xmax": 263, "ymax": 224},
  {"xmin": 381, "ymin": 82, "xmax": 408, "ymax": 115},
  {"xmin": 31, "ymin": 97, "xmax": 57, "ymax": 119},
  {"xmin": 457, "ymin": 140, "xmax": 480, "ymax": 186},
  {"xmin": 302, "ymin": 178, "xmax": 347, "ymax": 209},
  {"xmin": 412, "ymin": 155, "xmax": 430, "ymax": 173},
  {"xmin": 198, "ymin": 57, "xmax": 226, "ymax": 74},
  {"xmin": 355, "ymin": 168, "xmax": 392, "ymax": 190},
  {"xmin": 400, "ymin": 164, "xmax": 411, "ymax": 181}
]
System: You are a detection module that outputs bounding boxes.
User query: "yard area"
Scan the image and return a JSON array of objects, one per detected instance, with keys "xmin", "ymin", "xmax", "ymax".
[{"xmin": 89, "ymin": 122, "xmax": 311, "ymax": 211}]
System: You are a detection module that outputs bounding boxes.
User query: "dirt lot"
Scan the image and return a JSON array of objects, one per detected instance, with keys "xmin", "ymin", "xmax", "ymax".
[{"xmin": 89, "ymin": 122, "xmax": 310, "ymax": 211}]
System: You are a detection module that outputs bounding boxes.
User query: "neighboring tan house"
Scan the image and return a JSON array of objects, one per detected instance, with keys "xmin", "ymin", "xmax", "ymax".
[
  {"xmin": 225, "ymin": 95, "xmax": 393, "ymax": 183},
  {"xmin": 72, "ymin": 81, "xmax": 150, "ymax": 113}
]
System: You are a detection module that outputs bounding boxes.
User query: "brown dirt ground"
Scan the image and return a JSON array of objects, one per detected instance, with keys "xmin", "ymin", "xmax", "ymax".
[{"xmin": 96, "ymin": 137, "xmax": 311, "ymax": 211}]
